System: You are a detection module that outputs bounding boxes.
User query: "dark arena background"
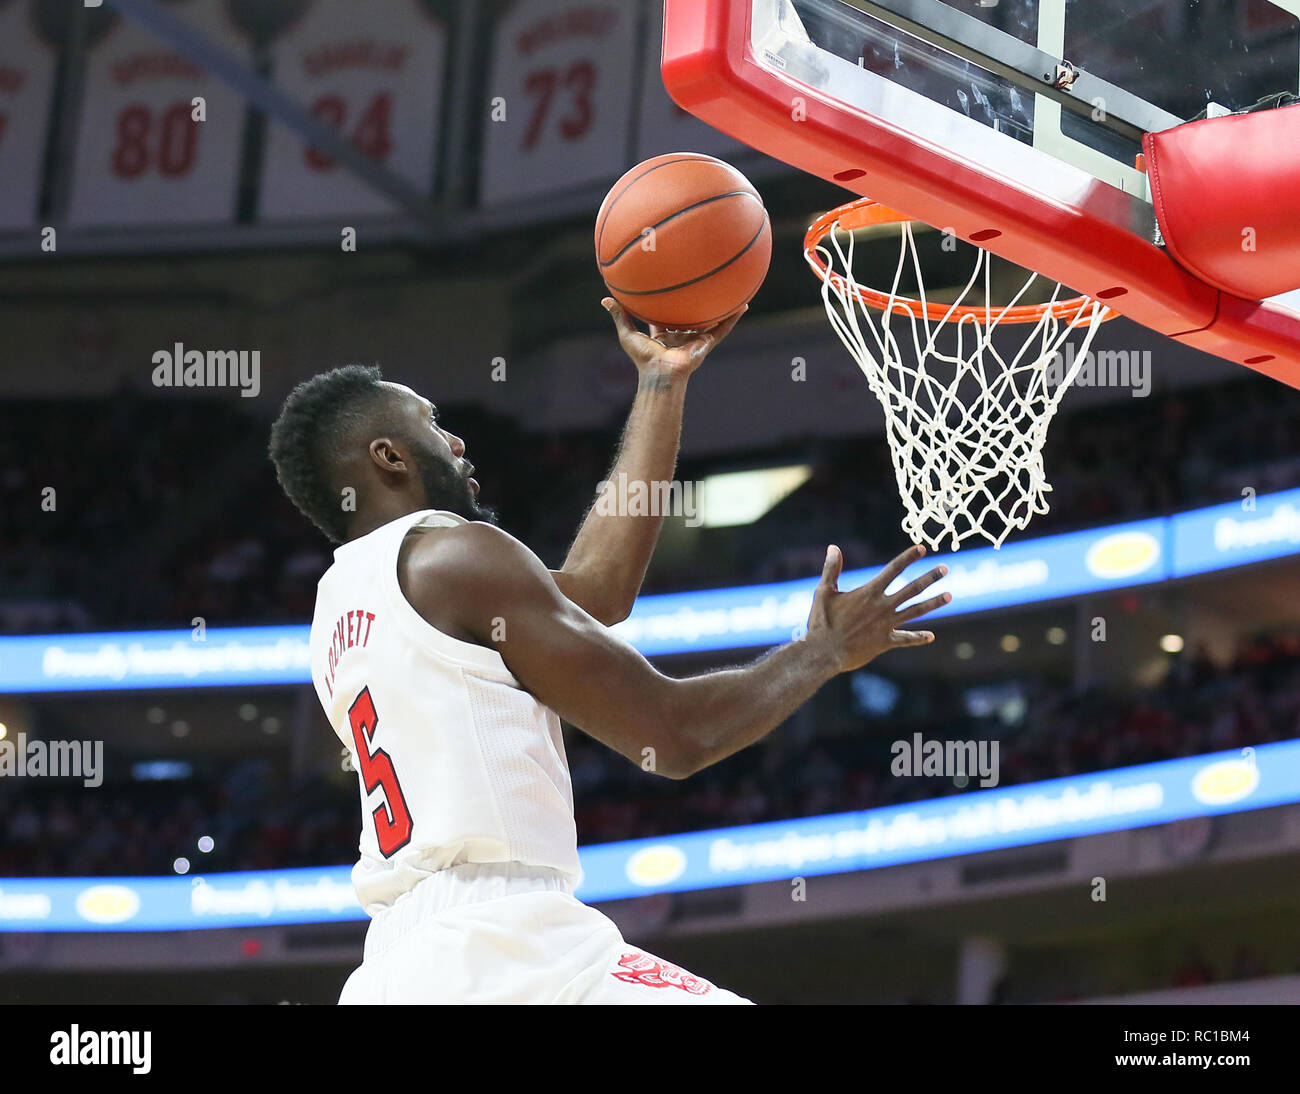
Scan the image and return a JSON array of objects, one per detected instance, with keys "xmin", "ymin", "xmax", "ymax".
[{"xmin": 1, "ymin": 0, "xmax": 1299, "ymax": 1046}]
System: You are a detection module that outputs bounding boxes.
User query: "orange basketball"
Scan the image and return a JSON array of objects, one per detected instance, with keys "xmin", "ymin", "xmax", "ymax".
[{"xmin": 595, "ymin": 152, "xmax": 772, "ymax": 330}]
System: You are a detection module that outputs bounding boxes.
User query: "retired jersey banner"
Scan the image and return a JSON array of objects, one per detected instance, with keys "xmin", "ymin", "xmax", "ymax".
[
  {"xmin": 479, "ymin": 0, "xmax": 638, "ymax": 204},
  {"xmin": 66, "ymin": 0, "xmax": 249, "ymax": 228},
  {"xmin": 258, "ymin": 0, "xmax": 446, "ymax": 220},
  {"xmin": 0, "ymin": 0, "xmax": 56, "ymax": 231},
  {"xmin": 634, "ymin": 0, "xmax": 744, "ymax": 162}
]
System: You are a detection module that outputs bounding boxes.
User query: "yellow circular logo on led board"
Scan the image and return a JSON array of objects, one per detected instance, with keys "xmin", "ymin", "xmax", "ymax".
[
  {"xmin": 1191, "ymin": 759, "xmax": 1259, "ymax": 806},
  {"xmin": 626, "ymin": 844, "xmax": 687, "ymax": 887},
  {"xmin": 76, "ymin": 884, "xmax": 141, "ymax": 924},
  {"xmin": 1085, "ymin": 531, "xmax": 1161, "ymax": 580}
]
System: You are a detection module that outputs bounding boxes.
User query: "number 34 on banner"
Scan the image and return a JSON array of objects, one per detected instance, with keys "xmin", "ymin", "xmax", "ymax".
[{"xmin": 258, "ymin": 0, "xmax": 448, "ymax": 221}]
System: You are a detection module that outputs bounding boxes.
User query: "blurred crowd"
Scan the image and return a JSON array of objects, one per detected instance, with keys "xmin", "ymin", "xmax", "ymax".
[
  {"xmin": 2, "ymin": 371, "xmax": 1299, "ymax": 876},
  {"xmin": 4, "ymin": 630, "xmax": 1297, "ymax": 878},
  {"xmin": 2, "ymin": 373, "xmax": 1300, "ymax": 634},
  {"xmin": 996, "ymin": 940, "xmax": 1290, "ymax": 1005}
]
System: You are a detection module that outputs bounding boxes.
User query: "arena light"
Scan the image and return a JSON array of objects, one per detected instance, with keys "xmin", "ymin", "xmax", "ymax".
[
  {"xmin": 1161, "ymin": 634, "xmax": 1186, "ymax": 653},
  {"xmin": 131, "ymin": 760, "xmax": 193, "ymax": 781},
  {"xmin": 696, "ymin": 465, "xmax": 811, "ymax": 528}
]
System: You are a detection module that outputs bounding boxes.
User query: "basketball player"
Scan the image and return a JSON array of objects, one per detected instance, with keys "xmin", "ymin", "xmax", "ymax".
[{"xmin": 268, "ymin": 300, "xmax": 951, "ymax": 1004}]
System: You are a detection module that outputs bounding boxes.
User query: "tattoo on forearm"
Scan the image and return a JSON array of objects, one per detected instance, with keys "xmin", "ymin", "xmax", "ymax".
[{"xmin": 638, "ymin": 372, "xmax": 675, "ymax": 393}]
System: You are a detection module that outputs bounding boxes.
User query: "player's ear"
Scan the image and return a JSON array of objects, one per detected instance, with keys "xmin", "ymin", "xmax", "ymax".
[{"xmin": 369, "ymin": 437, "xmax": 407, "ymax": 472}]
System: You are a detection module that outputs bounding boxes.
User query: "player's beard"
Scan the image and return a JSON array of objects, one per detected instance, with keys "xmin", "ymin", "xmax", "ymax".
[{"xmin": 412, "ymin": 444, "xmax": 498, "ymax": 525}]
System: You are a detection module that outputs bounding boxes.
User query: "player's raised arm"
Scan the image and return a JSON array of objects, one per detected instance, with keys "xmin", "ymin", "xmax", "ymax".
[
  {"xmin": 549, "ymin": 301, "xmax": 744, "ymax": 627},
  {"xmin": 404, "ymin": 524, "xmax": 948, "ymax": 779}
]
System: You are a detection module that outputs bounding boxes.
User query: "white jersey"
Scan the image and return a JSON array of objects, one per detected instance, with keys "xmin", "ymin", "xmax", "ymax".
[{"xmin": 309, "ymin": 509, "xmax": 581, "ymax": 914}]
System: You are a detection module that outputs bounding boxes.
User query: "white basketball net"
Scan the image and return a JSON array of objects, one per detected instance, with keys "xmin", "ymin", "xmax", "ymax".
[{"xmin": 809, "ymin": 216, "xmax": 1110, "ymax": 552}]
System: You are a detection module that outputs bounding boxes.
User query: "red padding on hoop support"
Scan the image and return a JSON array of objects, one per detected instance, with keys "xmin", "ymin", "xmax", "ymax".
[{"xmin": 1143, "ymin": 104, "xmax": 1300, "ymax": 301}]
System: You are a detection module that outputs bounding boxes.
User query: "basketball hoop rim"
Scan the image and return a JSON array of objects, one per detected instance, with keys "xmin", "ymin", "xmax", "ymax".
[{"xmin": 803, "ymin": 197, "xmax": 1116, "ymax": 325}]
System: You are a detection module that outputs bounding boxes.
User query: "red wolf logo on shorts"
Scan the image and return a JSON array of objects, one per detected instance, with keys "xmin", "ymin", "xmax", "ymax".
[{"xmin": 613, "ymin": 951, "xmax": 714, "ymax": 995}]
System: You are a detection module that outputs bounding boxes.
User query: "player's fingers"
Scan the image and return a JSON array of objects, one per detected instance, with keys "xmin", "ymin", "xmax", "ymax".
[
  {"xmin": 894, "ymin": 591, "xmax": 952, "ymax": 623},
  {"xmin": 816, "ymin": 544, "xmax": 843, "ymax": 594},
  {"xmin": 886, "ymin": 564, "xmax": 948, "ymax": 607},
  {"xmin": 602, "ymin": 298, "xmax": 639, "ymax": 341},
  {"xmin": 889, "ymin": 628, "xmax": 935, "ymax": 647},
  {"xmin": 864, "ymin": 543, "xmax": 926, "ymax": 595}
]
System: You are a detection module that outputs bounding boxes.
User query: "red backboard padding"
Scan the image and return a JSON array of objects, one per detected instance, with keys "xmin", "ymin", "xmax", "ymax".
[
  {"xmin": 663, "ymin": 0, "xmax": 1300, "ymax": 387},
  {"xmin": 1144, "ymin": 105, "xmax": 1300, "ymax": 302}
]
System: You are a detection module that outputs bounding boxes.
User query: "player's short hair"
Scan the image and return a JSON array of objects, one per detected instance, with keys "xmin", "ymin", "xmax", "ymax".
[{"xmin": 268, "ymin": 364, "xmax": 395, "ymax": 543}]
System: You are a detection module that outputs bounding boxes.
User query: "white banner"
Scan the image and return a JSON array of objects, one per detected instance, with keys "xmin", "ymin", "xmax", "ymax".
[
  {"xmin": 0, "ymin": 0, "xmax": 56, "ymax": 231},
  {"xmin": 259, "ymin": 0, "xmax": 446, "ymax": 220},
  {"xmin": 480, "ymin": 0, "xmax": 637, "ymax": 205},
  {"xmin": 66, "ymin": 0, "xmax": 249, "ymax": 228},
  {"xmin": 635, "ymin": 0, "xmax": 745, "ymax": 161}
]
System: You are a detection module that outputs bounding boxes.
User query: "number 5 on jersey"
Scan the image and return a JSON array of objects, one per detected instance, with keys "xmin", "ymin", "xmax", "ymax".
[{"xmin": 348, "ymin": 687, "xmax": 413, "ymax": 857}]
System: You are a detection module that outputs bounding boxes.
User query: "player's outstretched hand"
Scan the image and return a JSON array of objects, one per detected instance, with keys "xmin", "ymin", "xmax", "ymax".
[
  {"xmin": 602, "ymin": 297, "xmax": 746, "ymax": 381},
  {"xmin": 806, "ymin": 544, "xmax": 951, "ymax": 674}
]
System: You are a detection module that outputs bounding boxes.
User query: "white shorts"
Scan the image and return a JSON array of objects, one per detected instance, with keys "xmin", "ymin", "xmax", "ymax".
[{"xmin": 339, "ymin": 862, "xmax": 753, "ymax": 1005}]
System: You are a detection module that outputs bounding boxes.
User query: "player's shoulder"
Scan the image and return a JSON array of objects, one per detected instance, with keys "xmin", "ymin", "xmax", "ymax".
[
  {"xmin": 400, "ymin": 519, "xmax": 541, "ymax": 596},
  {"xmin": 404, "ymin": 518, "xmax": 524, "ymax": 563}
]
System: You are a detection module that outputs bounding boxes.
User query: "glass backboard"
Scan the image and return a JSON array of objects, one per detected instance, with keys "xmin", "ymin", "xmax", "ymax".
[
  {"xmin": 663, "ymin": 0, "xmax": 1300, "ymax": 385},
  {"xmin": 761, "ymin": 0, "xmax": 1300, "ymax": 197}
]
